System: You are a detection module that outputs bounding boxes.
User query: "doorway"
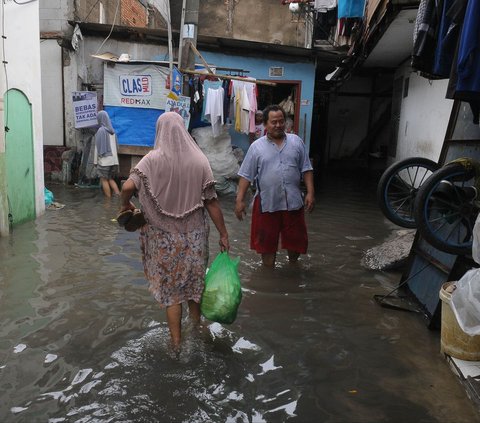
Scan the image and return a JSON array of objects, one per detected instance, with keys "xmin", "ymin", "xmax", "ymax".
[
  {"xmin": 257, "ymin": 81, "xmax": 301, "ymax": 134},
  {"xmin": 5, "ymin": 89, "xmax": 36, "ymax": 225}
]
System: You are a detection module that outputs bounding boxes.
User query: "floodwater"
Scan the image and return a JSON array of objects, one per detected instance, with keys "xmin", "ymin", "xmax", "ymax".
[{"xmin": 1, "ymin": 173, "xmax": 479, "ymax": 423}]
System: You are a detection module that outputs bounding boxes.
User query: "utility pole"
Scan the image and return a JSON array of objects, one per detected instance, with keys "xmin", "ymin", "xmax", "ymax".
[{"xmin": 179, "ymin": 0, "xmax": 199, "ymax": 92}]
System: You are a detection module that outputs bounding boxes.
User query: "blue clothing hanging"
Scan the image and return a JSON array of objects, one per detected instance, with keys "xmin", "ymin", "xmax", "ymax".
[{"xmin": 338, "ymin": 0, "xmax": 366, "ymax": 18}]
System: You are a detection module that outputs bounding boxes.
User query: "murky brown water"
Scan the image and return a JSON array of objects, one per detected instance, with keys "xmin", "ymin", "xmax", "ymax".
[{"xmin": 1, "ymin": 173, "xmax": 479, "ymax": 422}]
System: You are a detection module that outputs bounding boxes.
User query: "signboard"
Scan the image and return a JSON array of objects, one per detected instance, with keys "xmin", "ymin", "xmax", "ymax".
[
  {"xmin": 104, "ymin": 63, "xmax": 169, "ymax": 109},
  {"xmin": 119, "ymin": 74, "xmax": 152, "ymax": 96},
  {"xmin": 269, "ymin": 66, "xmax": 284, "ymax": 77},
  {"xmin": 165, "ymin": 95, "xmax": 191, "ymax": 129},
  {"xmin": 171, "ymin": 67, "xmax": 183, "ymax": 96},
  {"xmin": 72, "ymin": 91, "xmax": 97, "ymax": 128}
]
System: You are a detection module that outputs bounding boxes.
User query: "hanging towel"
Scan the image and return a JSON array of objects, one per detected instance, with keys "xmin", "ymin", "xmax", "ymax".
[
  {"xmin": 338, "ymin": 0, "xmax": 366, "ymax": 18},
  {"xmin": 204, "ymin": 87, "xmax": 225, "ymax": 137}
]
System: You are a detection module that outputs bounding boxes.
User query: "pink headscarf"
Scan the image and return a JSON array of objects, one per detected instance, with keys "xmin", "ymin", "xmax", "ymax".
[{"xmin": 133, "ymin": 112, "xmax": 215, "ymax": 218}]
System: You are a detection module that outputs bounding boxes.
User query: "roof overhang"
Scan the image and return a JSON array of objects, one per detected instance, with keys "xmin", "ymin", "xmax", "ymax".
[
  {"xmin": 362, "ymin": 8, "xmax": 418, "ymax": 69},
  {"xmin": 70, "ymin": 21, "xmax": 340, "ymax": 66}
]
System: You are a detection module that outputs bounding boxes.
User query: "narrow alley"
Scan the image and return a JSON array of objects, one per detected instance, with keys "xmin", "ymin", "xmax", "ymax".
[{"xmin": 0, "ymin": 174, "xmax": 477, "ymax": 422}]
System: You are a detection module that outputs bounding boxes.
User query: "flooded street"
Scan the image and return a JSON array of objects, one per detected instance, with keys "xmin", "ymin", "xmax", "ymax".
[{"xmin": 1, "ymin": 173, "xmax": 478, "ymax": 422}]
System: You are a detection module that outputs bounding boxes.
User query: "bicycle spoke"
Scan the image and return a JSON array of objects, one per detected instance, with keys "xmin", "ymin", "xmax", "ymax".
[
  {"xmin": 428, "ymin": 195, "xmax": 461, "ymax": 211},
  {"xmin": 412, "ymin": 166, "xmax": 420, "ymax": 188},
  {"xmin": 418, "ymin": 170, "xmax": 432, "ymax": 186},
  {"xmin": 443, "ymin": 218, "xmax": 463, "ymax": 244},
  {"xmin": 391, "ymin": 176, "xmax": 411, "ymax": 191},
  {"xmin": 406, "ymin": 168, "xmax": 414, "ymax": 186},
  {"xmin": 429, "ymin": 217, "xmax": 449, "ymax": 234},
  {"xmin": 388, "ymin": 195, "xmax": 411, "ymax": 205},
  {"xmin": 393, "ymin": 197, "xmax": 410, "ymax": 214},
  {"xmin": 427, "ymin": 212, "xmax": 461, "ymax": 224}
]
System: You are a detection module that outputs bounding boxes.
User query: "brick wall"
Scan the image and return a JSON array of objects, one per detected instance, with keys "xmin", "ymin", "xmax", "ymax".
[{"xmin": 121, "ymin": 0, "xmax": 148, "ymax": 28}]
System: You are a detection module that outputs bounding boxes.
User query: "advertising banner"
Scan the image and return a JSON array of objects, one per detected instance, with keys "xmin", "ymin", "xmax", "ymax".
[
  {"xmin": 171, "ymin": 67, "xmax": 183, "ymax": 96},
  {"xmin": 165, "ymin": 95, "xmax": 191, "ymax": 129},
  {"xmin": 72, "ymin": 91, "xmax": 97, "ymax": 128},
  {"xmin": 103, "ymin": 63, "xmax": 170, "ymax": 146},
  {"xmin": 103, "ymin": 63, "xmax": 169, "ymax": 110}
]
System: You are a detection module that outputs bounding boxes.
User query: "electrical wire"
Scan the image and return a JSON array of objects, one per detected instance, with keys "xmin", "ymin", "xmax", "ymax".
[
  {"xmin": 94, "ymin": 0, "xmax": 120, "ymax": 55},
  {"xmin": 13, "ymin": 0, "xmax": 37, "ymax": 4},
  {"xmin": 1, "ymin": 0, "xmax": 13, "ymax": 230},
  {"xmin": 2, "ymin": 0, "xmax": 9, "ymax": 131}
]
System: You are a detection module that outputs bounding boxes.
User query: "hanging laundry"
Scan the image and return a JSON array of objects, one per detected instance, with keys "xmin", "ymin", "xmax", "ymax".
[
  {"xmin": 279, "ymin": 94, "xmax": 295, "ymax": 116},
  {"xmin": 412, "ymin": 0, "xmax": 441, "ymax": 78},
  {"xmin": 201, "ymin": 80, "xmax": 223, "ymax": 122},
  {"xmin": 314, "ymin": 0, "xmax": 337, "ymax": 12},
  {"xmin": 248, "ymin": 85, "xmax": 259, "ymax": 135},
  {"xmin": 337, "ymin": 0, "xmax": 366, "ymax": 18},
  {"xmin": 231, "ymin": 79, "xmax": 257, "ymax": 134},
  {"xmin": 453, "ymin": 0, "xmax": 480, "ymax": 123},
  {"xmin": 204, "ymin": 86, "xmax": 225, "ymax": 137},
  {"xmin": 241, "ymin": 86, "xmax": 251, "ymax": 134}
]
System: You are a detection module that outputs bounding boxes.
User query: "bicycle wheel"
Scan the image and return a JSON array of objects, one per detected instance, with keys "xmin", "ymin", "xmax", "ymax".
[
  {"xmin": 414, "ymin": 163, "xmax": 479, "ymax": 255},
  {"xmin": 377, "ymin": 157, "xmax": 440, "ymax": 228}
]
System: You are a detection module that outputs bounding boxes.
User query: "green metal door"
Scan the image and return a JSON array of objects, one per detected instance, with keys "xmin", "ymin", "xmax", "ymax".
[{"xmin": 5, "ymin": 89, "xmax": 35, "ymax": 225}]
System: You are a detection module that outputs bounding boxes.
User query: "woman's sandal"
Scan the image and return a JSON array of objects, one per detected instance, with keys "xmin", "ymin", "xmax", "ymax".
[
  {"xmin": 116, "ymin": 209, "xmax": 133, "ymax": 226},
  {"xmin": 124, "ymin": 209, "xmax": 147, "ymax": 232}
]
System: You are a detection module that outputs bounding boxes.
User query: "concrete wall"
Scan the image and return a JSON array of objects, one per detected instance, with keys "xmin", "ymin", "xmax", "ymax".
[
  {"xmin": 39, "ymin": 0, "xmax": 72, "ymax": 33},
  {"xmin": 170, "ymin": 0, "xmax": 308, "ymax": 47},
  {"xmin": 41, "ymin": 40, "xmax": 64, "ymax": 146},
  {"xmin": 393, "ymin": 64, "xmax": 454, "ymax": 163},
  {"xmin": 1, "ymin": 1, "xmax": 45, "ymax": 232},
  {"xmin": 199, "ymin": 50, "xmax": 316, "ymax": 154}
]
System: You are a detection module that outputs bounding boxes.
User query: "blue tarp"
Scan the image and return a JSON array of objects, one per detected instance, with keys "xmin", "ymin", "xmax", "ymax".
[
  {"xmin": 105, "ymin": 105, "xmax": 163, "ymax": 147},
  {"xmin": 338, "ymin": 0, "xmax": 365, "ymax": 18}
]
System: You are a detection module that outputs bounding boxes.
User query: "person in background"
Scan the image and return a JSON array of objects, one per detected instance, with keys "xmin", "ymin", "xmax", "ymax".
[
  {"xmin": 94, "ymin": 110, "xmax": 120, "ymax": 197},
  {"xmin": 235, "ymin": 104, "xmax": 314, "ymax": 268},
  {"xmin": 249, "ymin": 110, "xmax": 265, "ymax": 143},
  {"xmin": 120, "ymin": 112, "xmax": 230, "ymax": 350}
]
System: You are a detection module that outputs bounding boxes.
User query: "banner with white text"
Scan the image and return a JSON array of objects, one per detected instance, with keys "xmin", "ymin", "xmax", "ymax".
[
  {"xmin": 103, "ymin": 63, "xmax": 169, "ymax": 110},
  {"xmin": 103, "ymin": 63, "xmax": 170, "ymax": 146},
  {"xmin": 72, "ymin": 91, "xmax": 97, "ymax": 128}
]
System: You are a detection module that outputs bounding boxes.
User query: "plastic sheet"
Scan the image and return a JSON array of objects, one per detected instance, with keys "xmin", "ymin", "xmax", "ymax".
[
  {"xmin": 472, "ymin": 214, "xmax": 480, "ymax": 265},
  {"xmin": 450, "ymin": 268, "xmax": 480, "ymax": 335}
]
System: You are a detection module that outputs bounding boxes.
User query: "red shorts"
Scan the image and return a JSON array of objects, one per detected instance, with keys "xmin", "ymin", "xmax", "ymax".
[{"xmin": 250, "ymin": 196, "xmax": 308, "ymax": 254}]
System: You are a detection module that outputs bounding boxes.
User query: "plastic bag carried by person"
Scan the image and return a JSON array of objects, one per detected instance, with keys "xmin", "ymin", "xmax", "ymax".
[
  {"xmin": 201, "ymin": 252, "xmax": 242, "ymax": 324},
  {"xmin": 450, "ymin": 268, "xmax": 480, "ymax": 335}
]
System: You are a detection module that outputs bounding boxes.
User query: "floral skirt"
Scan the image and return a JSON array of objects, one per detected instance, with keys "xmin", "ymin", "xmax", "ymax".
[{"xmin": 140, "ymin": 221, "xmax": 209, "ymax": 308}]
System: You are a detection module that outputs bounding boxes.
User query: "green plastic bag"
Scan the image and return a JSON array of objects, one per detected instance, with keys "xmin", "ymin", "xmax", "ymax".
[{"xmin": 201, "ymin": 252, "xmax": 242, "ymax": 324}]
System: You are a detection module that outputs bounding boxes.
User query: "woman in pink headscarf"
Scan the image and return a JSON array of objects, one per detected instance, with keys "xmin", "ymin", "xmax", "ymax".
[{"xmin": 120, "ymin": 112, "xmax": 229, "ymax": 349}]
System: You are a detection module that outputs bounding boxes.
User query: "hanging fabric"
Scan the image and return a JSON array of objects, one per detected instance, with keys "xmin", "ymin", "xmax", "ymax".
[
  {"xmin": 279, "ymin": 94, "xmax": 295, "ymax": 116},
  {"xmin": 204, "ymin": 86, "xmax": 225, "ymax": 137},
  {"xmin": 337, "ymin": 0, "xmax": 366, "ymax": 18}
]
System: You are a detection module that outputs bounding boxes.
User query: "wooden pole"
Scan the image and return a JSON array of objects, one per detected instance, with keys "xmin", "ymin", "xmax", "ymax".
[
  {"xmin": 177, "ymin": 0, "xmax": 187, "ymax": 73},
  {"xmin": 179, "ymin": 69, "xmax": 277, "ymax": 86}
]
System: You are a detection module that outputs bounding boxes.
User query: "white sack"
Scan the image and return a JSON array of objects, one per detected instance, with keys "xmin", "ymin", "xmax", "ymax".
[
  {"xmin": 191, "ymin": 126, "xmax": 239, "ymax": 180},
  {"xmin": 472, "ymin": 214, "xmax": 480, "ymax": 265},
  {"xmin": 450, "ymin": 268, "xmax": 480, "ymax": 336}
]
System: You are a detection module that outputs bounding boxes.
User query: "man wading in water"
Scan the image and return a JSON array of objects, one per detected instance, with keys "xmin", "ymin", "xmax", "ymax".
[{"xmin": 234, "ymin": 105, "xmax": 315, "ymax": 267}]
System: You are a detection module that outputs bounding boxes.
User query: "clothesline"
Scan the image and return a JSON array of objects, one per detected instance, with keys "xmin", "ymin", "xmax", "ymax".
[{"xmin": 180, "ymin": 69, "xmax": 277, "ymax": 86}]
